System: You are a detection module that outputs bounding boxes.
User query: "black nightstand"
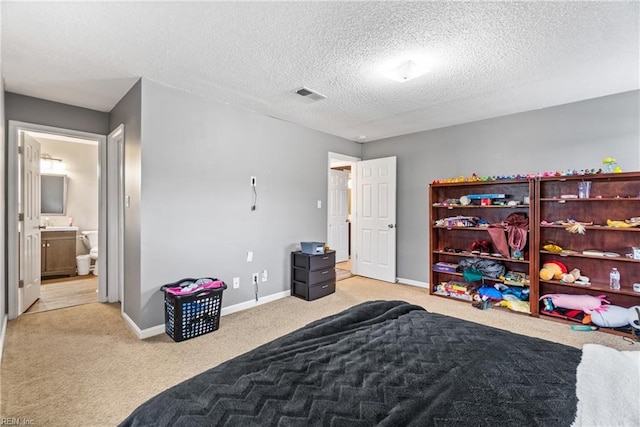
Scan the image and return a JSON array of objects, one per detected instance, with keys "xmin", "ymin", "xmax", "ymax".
[{"xmin": 291, "ymin": 250, "xmax": 336, "ymax": 300}]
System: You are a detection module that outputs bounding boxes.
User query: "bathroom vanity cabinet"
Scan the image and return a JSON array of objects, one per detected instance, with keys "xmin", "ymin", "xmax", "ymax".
[{"xmin": 41, "ymin": 230, "xmax": 77, "ymax": 278}]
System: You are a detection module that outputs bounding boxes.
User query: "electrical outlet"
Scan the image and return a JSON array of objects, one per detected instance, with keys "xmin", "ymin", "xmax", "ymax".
[
  {"xmin": 233, "ymin": 277, "xmax": 240, "ymax": 289},
  {"xmin": 261, "ymin": 270, "xmax": 268, "ymax": 282},
  {"xmin": 252, "ymin": 273, "xmax": 259, "ymax": 285},
  {"xmin": 250, "ymin": 176, "xmax": 257, "ymax": 187}
]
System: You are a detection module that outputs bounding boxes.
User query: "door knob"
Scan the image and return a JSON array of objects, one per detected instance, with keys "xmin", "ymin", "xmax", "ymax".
[{"xmin": 388, "ymin": 224, "xmax": 396, "ymax": 229}]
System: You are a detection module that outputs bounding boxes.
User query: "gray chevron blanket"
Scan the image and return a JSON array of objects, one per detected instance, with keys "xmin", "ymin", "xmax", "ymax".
[{"xmin": 120, "ymin": 300, "xmax": 581, "ymax": 426}]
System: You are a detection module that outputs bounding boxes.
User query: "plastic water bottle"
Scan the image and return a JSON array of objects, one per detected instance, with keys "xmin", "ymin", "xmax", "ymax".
[{"xmin": 609, "ymin": 268, "xmax": 620, "ymax": 290}]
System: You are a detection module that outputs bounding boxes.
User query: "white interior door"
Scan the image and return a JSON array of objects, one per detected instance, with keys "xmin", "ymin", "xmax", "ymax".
[
  {"xmin": 355, "ymin": 156, "xmax": 397, "ymax": 283},
  {"xmin": 328, "ymin": 169, "xmax": 349, "ymax": 263},
  {"xmin": 20, "ymin": 134, "xmax": 42, "ymax": 313}
]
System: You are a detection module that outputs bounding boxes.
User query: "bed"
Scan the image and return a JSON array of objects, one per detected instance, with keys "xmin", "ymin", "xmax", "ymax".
[{"xmin": 120, "ymin": 300, "xmax": 582, "ymax": 426}]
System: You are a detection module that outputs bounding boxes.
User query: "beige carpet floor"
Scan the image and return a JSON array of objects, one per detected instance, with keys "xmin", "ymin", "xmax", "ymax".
[{"xmin": 1, "ymin": 275, "xmax": 637, "ymax": 426}]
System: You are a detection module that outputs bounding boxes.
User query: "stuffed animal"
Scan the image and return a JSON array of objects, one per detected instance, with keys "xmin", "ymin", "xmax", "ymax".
[
  {"xmin": 539, "ymin": 261, "xmax": 567, "ymax": 281},
  {"xmin": 539, "ymin": 294, "xmax": 610, "ymax": 314},
  {"xmin": 560, "ymin": 268, "xmax": 578, "ymax": 283},
  {"xmin": 589, "ymin": 305, "xmax": 640, "ymax": 329}
]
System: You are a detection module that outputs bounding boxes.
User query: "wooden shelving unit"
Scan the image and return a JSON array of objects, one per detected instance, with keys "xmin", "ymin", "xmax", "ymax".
[
  {"xmin": 429, "ymin": 172, "xmax": 640, "ymax": 337},
  {"xmin": 535, "ymin": 172, "xmax": 640, "ymax": 335},
  {"xmin": 429, "ymin": 179, "xmax": 536, "ymax": 314}
]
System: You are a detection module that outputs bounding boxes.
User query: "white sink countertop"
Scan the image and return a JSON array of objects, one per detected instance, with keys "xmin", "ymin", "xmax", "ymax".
[{"xmin": 43, "ymin": 226, "xmax": 79, "ymax": 231}]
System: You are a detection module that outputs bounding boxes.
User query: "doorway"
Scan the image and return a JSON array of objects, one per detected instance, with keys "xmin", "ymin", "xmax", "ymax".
[
  {"xmin": 7, "ymin": 121, "xmax": 122, "ymax": 319},
  {"xmin": 327, "ymin": 152, "xmax": 398, "ymax": 283},
  {"xmin": 25, "ymin": 131, "xmax": 100, "ymax": 314},
  {"xmin": 328, "ymin": 152, "xmax": 359, "ymax": 276}
]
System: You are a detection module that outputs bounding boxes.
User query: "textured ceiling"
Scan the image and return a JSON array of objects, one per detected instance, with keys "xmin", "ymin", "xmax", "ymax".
[{"xmin": 2, "ymin": 1, "xmax": 639, "ymax": 142}]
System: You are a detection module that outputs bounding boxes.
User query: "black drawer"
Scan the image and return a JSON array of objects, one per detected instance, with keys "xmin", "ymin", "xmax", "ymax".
[
  {"xmin": 293, "ymin": 267, "xmax": 335, "ymax": 285},
  {"xmin": 308, "ymin": 280, "xmax": 335, "ymax": 300},
  {"xmin": 292, "ymin": 251, "xmax": 335, "ymax": 270},
  {"xmin": 292, "ymin": 280, "xmax": 335, "ymax": 301}
]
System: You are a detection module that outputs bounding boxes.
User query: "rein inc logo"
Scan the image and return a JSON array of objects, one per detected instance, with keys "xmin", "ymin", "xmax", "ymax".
[{"xmin": 0, "ymin": 418, "xmax": 34, "ymax": 425}]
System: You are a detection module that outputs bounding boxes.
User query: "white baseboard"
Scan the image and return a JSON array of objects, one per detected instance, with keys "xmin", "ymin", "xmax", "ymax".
[
  {"xmin": 0, "ymin": 314, "xmax": 8, "ymax": 365},
  {"xmin": 121, "ymin": 311, "xmax": 166, "ymax": 339},
  {"xmin": 397, "ymin": 277, "xmax": 430, "ymax": 289},
  {"xmin": 220, "ymin": 290, "xmax": 290, "ymax": 316},
  {"xmin": 125, "ymin": 290, "xmax": 292, "ymax": 339}
]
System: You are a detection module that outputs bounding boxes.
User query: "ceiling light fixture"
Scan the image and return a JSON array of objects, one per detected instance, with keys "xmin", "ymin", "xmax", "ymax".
[{"xmin": 384, "ymin": 60, "xmax": 429, "ymax": 83}]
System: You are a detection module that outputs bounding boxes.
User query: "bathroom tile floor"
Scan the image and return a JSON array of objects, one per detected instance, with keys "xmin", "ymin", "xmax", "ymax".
[{"xmin": 25, "ymin": 275, "xmax": 98, "ymax": 314}]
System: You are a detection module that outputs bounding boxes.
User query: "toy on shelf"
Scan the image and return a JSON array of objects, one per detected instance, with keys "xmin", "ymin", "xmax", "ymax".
[
  {"xmin": 540, "ymin": 294, "xmax": 610, "ymax": 314},
  {"xmin": 432, "ymin": 168, "xmax": 605, "ymax": 184},
  {"xmin": 602, "ymin": 157, "xmax": 622, "ymax": 173},
  {"xmin": 606, "ymin": 219, "xmax": 639, "ymax": 228},
  {"xmin": 539, "ymin": 261, "xmax": 567, "ymax": 281}
]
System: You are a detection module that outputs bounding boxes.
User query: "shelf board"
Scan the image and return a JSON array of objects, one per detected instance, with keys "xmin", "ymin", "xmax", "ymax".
[
  {"xmin": 433, "ymin": 204, "xmax": 530, "ymax": 209},
  {"xmin": 540, "ymin": 197, "xmax": 640, "ymax": 202},
  {"xmin": 540, "ymin": 250, "xmax": 640, "ymax": 262},
  {"xmin": 540, "ymin": 224, "xmax": 640, "ymax": 232},
  {"xmin": 434, "ymin": 250, "xmax": 529, "ymax": 264},
  {"xmin": 431, "ymin": 293, "xmax": 533, "ymax": 315},
  {"xmin": 433, "ymin": 225, "xmax": 522, "ymax": 231},
  {"xmin": 538, "ymin": 171, "xmax": 640, "ymax": 182},
  {"xmin": 430, "ymin": 178, "xmax": 531, "ymax": 187},
  {"xmin": 539, "ymin": 279, "xmax": 640, "ymax": 297},
  {"xmin": 537, "ymin": 313, "xmax": 637, "ymax": 338}
]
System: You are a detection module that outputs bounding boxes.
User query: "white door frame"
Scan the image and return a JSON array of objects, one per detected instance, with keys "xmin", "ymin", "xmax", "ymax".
[
  {"xmin": 106, "ymin": 124, "xmax": 125, "ymax": 305},
  {"xmin": 327, "ymin": 152, "xmax": 360, "ymax": 274},
  {"xmin": 7, "ymin": 121, "xmax": 119, "ymax": 318}
]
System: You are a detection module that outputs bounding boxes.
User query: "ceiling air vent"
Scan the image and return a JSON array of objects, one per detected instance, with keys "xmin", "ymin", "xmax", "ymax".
[{"xmin": 295, "ymin": 86, "xmax": 326, "ymax": 102}]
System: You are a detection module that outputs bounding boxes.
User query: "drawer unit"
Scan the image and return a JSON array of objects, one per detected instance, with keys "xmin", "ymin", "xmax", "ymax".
[
  {"xmin": 292, "ymin": 251, "xmax": 335, "ymax": 271},
  {"xmin": 291, "ymin": 250, "xmax": 336, "ymax": 301},
  {"xmin": 292, "ymin": 280, "xmax": 335, "ymax": 301},
  {"xmin": 293, "ymin": 266, "xmax": 335, "ymax": 284}
]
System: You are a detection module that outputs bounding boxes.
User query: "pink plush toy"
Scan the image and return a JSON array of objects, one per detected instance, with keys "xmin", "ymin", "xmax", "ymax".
[{"xmin": 539, "ymin": 294, "xmax": 610, "ymax": 314}]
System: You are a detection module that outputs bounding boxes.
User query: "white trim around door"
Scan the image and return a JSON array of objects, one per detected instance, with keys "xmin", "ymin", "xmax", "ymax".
[{"xmin": 7, "ymin": 121, "xmax": 122, "ymax": 318}]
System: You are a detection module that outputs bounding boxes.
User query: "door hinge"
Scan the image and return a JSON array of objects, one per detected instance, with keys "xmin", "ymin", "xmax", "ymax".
[
  {"xmin": 18, "ymin": 146, "xmax": 23, "ymax": 155},
  {"xmin": 18, "ymin": 213, "xmax": 24, "ymax": 222},
  {"xmin": 18, "ymin": 280, "xmax": 24, "ymax": 289}
]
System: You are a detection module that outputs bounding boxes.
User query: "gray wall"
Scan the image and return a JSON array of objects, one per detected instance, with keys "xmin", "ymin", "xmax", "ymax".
[
  {"xmin": 5, "ymin": 93, "xmax": 109, "ymax": 135},
  {"xmin": 136, "ymin": 79, "xmax": 361, "ymax": 329},
  {"xmin": 109, "ymin": 80, "xmax": 142, "ymax": 327},
  {"xmin": 362, "ymin": 90, "xmax": 640, "ymax": 283}
]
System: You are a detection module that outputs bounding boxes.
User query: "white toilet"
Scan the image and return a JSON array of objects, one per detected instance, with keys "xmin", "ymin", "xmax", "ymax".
[{"xmin": 81, "ymin": 230, "xmax": 99, "ymax": 276}]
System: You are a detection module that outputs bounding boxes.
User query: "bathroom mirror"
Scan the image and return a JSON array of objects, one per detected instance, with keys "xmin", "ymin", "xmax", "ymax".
[{"xmin": 41, "ymin": 174, "xmax": 68, "ymax": 215}]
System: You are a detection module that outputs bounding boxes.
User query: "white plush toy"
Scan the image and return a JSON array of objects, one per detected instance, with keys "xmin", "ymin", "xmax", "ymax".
[{"xmin": 590, "ymin": 305, "xmax": 640, "ymax": 329}]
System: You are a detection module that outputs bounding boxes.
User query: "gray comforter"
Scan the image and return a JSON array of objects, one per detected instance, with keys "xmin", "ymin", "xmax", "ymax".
[{"xmin": 121, "ymin": 300, "xmax": 580, "ymax": 426}]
